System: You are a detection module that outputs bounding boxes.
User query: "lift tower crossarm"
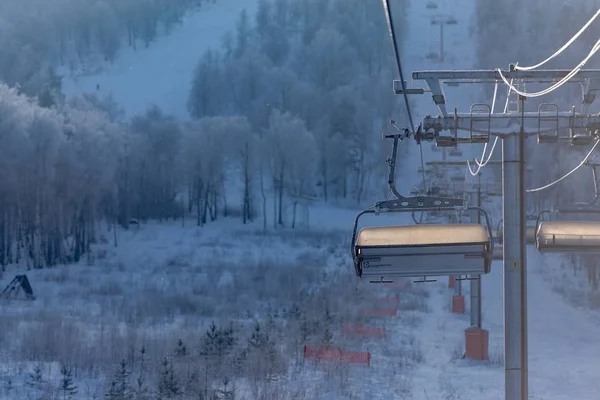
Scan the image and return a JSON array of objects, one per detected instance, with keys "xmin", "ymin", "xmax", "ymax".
[
  {"xmin": 426, "ymin": 160, "xmax": 503, "ymax": 166},
  {"xmin": 406, "ymin": 69, "xmax": 600, "ymax": 119},
  {"xmin": 422, "ymin": 114, "xmax": 600, "ymax": 144},
  {"xmin": 412, "ymin": 69, "xmax": 600, "ymax": 80}
]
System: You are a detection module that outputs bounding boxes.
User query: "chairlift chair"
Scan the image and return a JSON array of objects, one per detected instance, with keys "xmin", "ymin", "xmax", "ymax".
[
  {"xmin": 535, "ymin": 163, "xmax": 600, "ymax": 253},
  {"xmin": 426, "ymin": 21, "xmax": 440, "ymax": 62},
  {"xmin": 353, "ymin": 210, "xmax": 494, "ymax": 281},
  {"xmin": 426, "ymin": 1, "xmax": 438, "ymax": 9},
  {"xmin": 351, "ymin": 130, "xmax": 494, "ymax": 282},
  {"xmin": 535, "ymin": 207, "xmax": 600, "ymax": 253}
]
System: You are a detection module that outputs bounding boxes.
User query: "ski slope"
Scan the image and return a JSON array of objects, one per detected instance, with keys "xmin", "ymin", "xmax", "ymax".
[
  {"xmin": 60, "ymin": 0, "xmax": 259, "ymax": 120},
  {"xmin": 35, "ymin": 0, "xmax": 600, "ymax": 398},
  {"xmin": 398, "ymin": 0, "xmax": 600, "ymax": 399}
]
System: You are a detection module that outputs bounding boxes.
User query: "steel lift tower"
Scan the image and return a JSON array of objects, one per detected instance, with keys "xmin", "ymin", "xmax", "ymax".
[{"xmin": 396, "ymin": 67, "xmax": 600, "ymax": 400}]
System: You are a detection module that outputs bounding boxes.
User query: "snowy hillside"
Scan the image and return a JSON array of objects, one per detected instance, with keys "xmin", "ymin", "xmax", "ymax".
[
  {"xmin": 60, "ymin": 0, "xmax": 259, "ymax": 120},
  {"xmin": 3, "ymin": 0, "xmax": 600, "ymax": 399}
]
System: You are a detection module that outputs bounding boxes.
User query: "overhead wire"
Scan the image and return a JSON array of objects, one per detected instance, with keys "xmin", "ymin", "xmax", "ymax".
[
  {"xmin": 513, "ymin": 9, "xmax": 600, "ymax": 194},
  {"xmin": 467, "ymin": 8, "xmax": 600, "ymax": 190},
  {"xmin": 382, "ymin": 0, "xmax": 427, "ymax": 192},
  {"xmin": 526, "ymin": 139, "xmax": 600, "ymax": 193},
  {"xmin": 498, "ymin": 39, "xmax": 600, "ymax": 98},
  {"xmin": 515, "ymin": 8, "xmax": 600, "ymax": 71},
  {"xmin": 467, "ymin": 78, "xmax": 511, "ymax": 177}
]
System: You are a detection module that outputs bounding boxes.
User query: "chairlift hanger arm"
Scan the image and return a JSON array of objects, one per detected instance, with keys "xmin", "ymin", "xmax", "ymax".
[{"xmin": 383, "ymin": 127, "xmax": 461, "ymax": 208}]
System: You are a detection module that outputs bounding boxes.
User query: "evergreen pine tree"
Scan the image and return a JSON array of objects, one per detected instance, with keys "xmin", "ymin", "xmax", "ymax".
[
  {"xmin": 248, "ymin": 322, "xmax": 267, "ymax": 349},
  {"xmin": 217, "ymin": 376, "xmax": 235, "ymax": 400},
  {"xmin": 200, "ymin": 322, "xmax": 220, "ymax": 357},
  {"xmin": 157, "ymin": 357, "xmax": 181, "ymax": 399},
  {"xmin": 134, "ymin": 346, "xmax": 151, "ymax": 400},
  {"xmin": 174, "ymin": 339, "xmax": 187, "ymax": 357},
  {"xmin": 106, "ymin": 359, "xmax": 131, "ymax": 400},
  {"xmin": 59, "ymin": 365, "xmax": 78, "ymax": 400},
  {"xmin": 218, "ymin": 324, "xmax": 236, "ymax": 356},
  {"xmin": 26, "ymin": 364, "xmax": 43, "ymax": 390},
  {"xmin": 200, "ymin": 322, "xmax": 236, "ymax": 359}
]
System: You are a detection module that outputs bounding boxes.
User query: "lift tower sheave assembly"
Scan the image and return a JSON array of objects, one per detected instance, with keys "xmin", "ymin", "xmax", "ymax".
[{"xmin": 401, "ymin": 67, "xmax": 600, "ymax": 400}]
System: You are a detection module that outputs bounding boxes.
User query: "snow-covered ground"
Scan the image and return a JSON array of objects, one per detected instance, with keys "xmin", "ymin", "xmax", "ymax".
[
  {"xmin": 60, "ymin": 0, "xmax": 260, "ymax": 120},
  {"xmin": 4, "ymin": 0, "xmax": 600, "ymax": 398}
]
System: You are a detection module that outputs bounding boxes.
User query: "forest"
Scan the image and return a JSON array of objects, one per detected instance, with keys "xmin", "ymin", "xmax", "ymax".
[
  {"xmin": 0, "ymin": 0, "xmax": 209, "ymax": 96},
  {"xmin": 0, "ymin": 0, "xmax": 408, "ymax": 271}
]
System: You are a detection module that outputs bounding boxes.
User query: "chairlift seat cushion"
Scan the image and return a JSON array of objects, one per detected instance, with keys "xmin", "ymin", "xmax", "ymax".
[
  {"xmin": 356, "ymin": 224, "xmax": 487, "ymax": 247},
  {"xmin": 537, "ymin": 221, "xmax": 600, "ymax": 252},
  {"xmin": 355, "ymin": 224, "xmax": 491, "ymax": 278}
]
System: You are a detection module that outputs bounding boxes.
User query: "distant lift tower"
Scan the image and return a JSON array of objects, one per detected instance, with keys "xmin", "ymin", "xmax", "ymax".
[
  {"xmin": 397, "ymin": 67, "xmax": 600, "ymax": 400},
  {"xmin": 430, "ymin": 15, "xmax": 458, "ymax": 63}
]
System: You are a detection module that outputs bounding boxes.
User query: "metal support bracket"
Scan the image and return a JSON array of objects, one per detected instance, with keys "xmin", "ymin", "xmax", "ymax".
[
  {"xmin": 537, "ymin": 103, "xmax": 559, "ymax": 143},
  {"xmin": 375, "ymin": 196, "xmax": 466, "ymax": 211},
  {"xmin": 369, "ymin": 277, "xmax": 394, "ymax": 284},
  {"xmin": 425, "ymin": 78, "xmax": 448, "ymax": 117},
  {"xmin": 470, "ymin": 103, "xmax": 491, "ymax": 141},
  {"xmin": 392, "ymin": 80, "xmax": 426, "ymax": 95},
  {"xmin": 414, "ymin": 276, "xmax": 438, "ymax": 283},
  {"xmin": 582, "ymin": 78, "xmax": 600, "ymax": 114},
  {"xmin": 456, "ymin": 276, "xmax": 479, "ymax": 281}
]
